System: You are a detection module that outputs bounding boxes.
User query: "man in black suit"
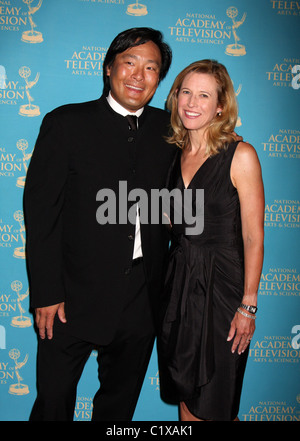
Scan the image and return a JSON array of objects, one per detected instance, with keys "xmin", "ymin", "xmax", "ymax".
[{"xmin": 24, "ymin": 27, "xmax": 175, "ymax": 421}]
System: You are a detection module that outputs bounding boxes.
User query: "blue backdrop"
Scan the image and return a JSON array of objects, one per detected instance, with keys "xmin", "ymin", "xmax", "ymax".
[{"xmin": 0, "ymin": 0, "xmax": 299, "ymax": 422}]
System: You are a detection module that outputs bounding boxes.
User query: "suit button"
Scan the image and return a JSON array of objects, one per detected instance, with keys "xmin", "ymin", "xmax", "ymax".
[
  {"xmin": 128, "ymin": 234, "xmax": 134, "ymax": 241},
  {"xmin": 124, "ymin": 268, "xmax": 131, "ymax": 275},
  {"xmin": 128, "ymin": 136, "xmax": 134, "ymax": 142}
]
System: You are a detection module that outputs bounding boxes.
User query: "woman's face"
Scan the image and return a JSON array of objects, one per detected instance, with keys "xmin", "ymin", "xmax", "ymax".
[{"xmin": 177, "ymin": 72, "xmax": 223, "ymax": 135}]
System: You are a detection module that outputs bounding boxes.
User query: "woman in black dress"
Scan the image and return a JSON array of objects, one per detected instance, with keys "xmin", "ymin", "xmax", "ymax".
[{"xmin": 158, "ymin": 60, "xmax": 264, "ymax": 421}]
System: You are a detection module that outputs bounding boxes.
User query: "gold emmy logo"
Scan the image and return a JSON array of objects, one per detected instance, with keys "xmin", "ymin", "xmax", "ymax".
[
  {"xmin": 270, "ymin": 0, "xmax": 300, "ymax": 16},
  {"xmin": 225, "ymin": 6, "xmax": 246, "ymax": 56},
  {"xmin": 264, "ymin": 199, "xmax": 300, "ymax": 228},
  {"xmin": 126, "ymin": 0, "xmax": 148, "ymax": 16},
  {"xmin": 13, "ymin": 210, "xmax": 26, "ymax": 259},
  {"xmin": 16, "ymin": 139, "xmax": 32, "ymax": 188},
  {"xmin": 169, "ymin": 13, "xmax": 231, "ymax": 45},
  {"xmin": 8, "ymin": 349, "xmax": 29, "ymax": 395},
  {"xmin": 0, "ymin": 222, "xmax": 18, "ymax": 250},
  {"xmin": 0, "ymin": 148, "xmax": 23, "ymax": 178},
  {"xmin": 266, "ymin": 59, "xmax": 300, "ymax": 87},
  {"xmin": 10, "ymin": 280, "xmax": 32, "ymax": 328},
  {"xmin": 262, "ymin": 129, "xmax": 300, "ymax": 159},
  {"xmin": 259, "ymin": 268, "xmax": 300, "ymax": 297},
  {"xmin": 64, "ymin": 46, "xmax": 107, "ymax": 77},
  {"xmin": 18, "ymin": 66, "xmax": 40, "ymax": 117},
  {"xmin": 21, "ymin": 0, "xmax": 43, "ymax": 43},
  {"xmin": 74, "ymin": 397, "xmax": 94, "ymax": 421},
  {"xmin": 242, "ymin": 400, "xmax": 299, "ymax": 421},
  {"xmin": 249, "ymin": 335, "xmax": 300, "ymax": 366}
]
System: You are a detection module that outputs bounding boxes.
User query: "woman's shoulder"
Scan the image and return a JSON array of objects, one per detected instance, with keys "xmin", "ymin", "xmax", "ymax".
[
  {"xmin": 234, "ymin": 141, "xmax": 260, "ymax": 164},
  {"xmin": 231, "ymin": 141, "xmax": 262, "ymax": 184}
]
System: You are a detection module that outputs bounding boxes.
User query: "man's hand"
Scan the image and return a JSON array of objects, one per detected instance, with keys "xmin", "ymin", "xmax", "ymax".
[{"xmin": 35, "ymin": 302, "xmax": 66, "ymax": 339}]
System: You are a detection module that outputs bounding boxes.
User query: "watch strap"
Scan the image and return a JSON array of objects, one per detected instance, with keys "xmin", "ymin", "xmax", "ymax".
[{"xmin": 240, "ymin": 303, "xmax": 257, "ymax": 314}]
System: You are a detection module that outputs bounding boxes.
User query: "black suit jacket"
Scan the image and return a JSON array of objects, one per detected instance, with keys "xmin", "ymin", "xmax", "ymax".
[{"xmin": 24, "ymin": 95, "xmax": 176, "ymax": 344}]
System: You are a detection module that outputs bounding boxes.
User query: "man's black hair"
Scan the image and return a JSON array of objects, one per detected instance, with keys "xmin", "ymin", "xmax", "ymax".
[{"xmin": 103, "ymin": 27, "xmax": 172, "ymax": 95}]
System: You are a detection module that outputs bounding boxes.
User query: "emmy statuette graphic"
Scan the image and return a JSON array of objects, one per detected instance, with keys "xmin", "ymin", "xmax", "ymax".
[
  {"xmin": 126, "ymin": 0, "xmax": 148, "ymax": 16},
  {"xmin": 13, "ymin": 210, "xmax": 26, "ymax": 259},
  {"xmin": 16, "ymin": 139, "xmax": 32, "ymax": 188},
  {"xmin": 21, "ymin": 0, "xmax": 43, "ymax": 43},
  {"xmin": 19, "ymin": 66, "xmax": 40, "ymax": 117},
  {"xmin": 10, "ymin": 280, "xmax": 32, "ymax": 328},
  {"xmin": 225, "ymin": 7, "xmax": 246, "ymax": 56},
  {"xmin": 8, "ymin": 349, "xmax": 29, "ymax": 396}
]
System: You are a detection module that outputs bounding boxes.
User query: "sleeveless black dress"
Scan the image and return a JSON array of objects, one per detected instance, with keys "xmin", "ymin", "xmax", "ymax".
[{"xmin": 158, "ymin": 142, "xmax": 249, "ymax": 421}]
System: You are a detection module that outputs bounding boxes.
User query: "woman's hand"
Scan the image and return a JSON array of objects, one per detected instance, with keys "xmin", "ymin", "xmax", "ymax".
[{"xmin": 227, "ymin": 309, "xmax": 255, "ymax": 354}]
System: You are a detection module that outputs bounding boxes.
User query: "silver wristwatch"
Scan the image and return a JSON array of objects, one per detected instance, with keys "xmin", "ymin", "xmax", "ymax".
[{"xmin": 240, "ymin": 303, "xmax": 257, "ymax": 314}]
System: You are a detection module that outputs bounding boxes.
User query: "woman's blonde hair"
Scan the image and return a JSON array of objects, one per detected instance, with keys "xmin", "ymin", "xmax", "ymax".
[{"xmin": 166, "ymin": 59, "xmax": 238, "ymax": 156}]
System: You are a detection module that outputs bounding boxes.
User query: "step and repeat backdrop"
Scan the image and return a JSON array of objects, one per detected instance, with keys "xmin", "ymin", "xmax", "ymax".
[{"xmin": 0, "ymin": 0, "xmax": 299, "ymax": 422}]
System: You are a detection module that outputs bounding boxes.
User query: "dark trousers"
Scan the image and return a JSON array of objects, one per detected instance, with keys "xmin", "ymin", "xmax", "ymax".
[{"xmin": 29, "ymin": 261, "xmax": 155, "ymax": 421}]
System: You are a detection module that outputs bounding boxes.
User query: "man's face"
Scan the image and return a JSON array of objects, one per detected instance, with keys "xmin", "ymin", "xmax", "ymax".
[{"xmin": 106, "ymin": 41, "xmax": 162, "ymax": 112}]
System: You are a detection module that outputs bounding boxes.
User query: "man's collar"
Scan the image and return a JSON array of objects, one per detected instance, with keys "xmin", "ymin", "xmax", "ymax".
[{"xmin": 106, "ymin": 91, "xmax": 144, "ymax": 117}]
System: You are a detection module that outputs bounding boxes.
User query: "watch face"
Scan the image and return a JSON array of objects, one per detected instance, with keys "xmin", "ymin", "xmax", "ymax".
[{"xmin": 242, "ymin": 304, "xmax": 257, "ymax": 313}]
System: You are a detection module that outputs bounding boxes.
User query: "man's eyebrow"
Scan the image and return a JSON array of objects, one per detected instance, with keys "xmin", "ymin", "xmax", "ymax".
[{"xmin": 122, "ymin": 53, "xmax": 160, "ymax": 66}]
